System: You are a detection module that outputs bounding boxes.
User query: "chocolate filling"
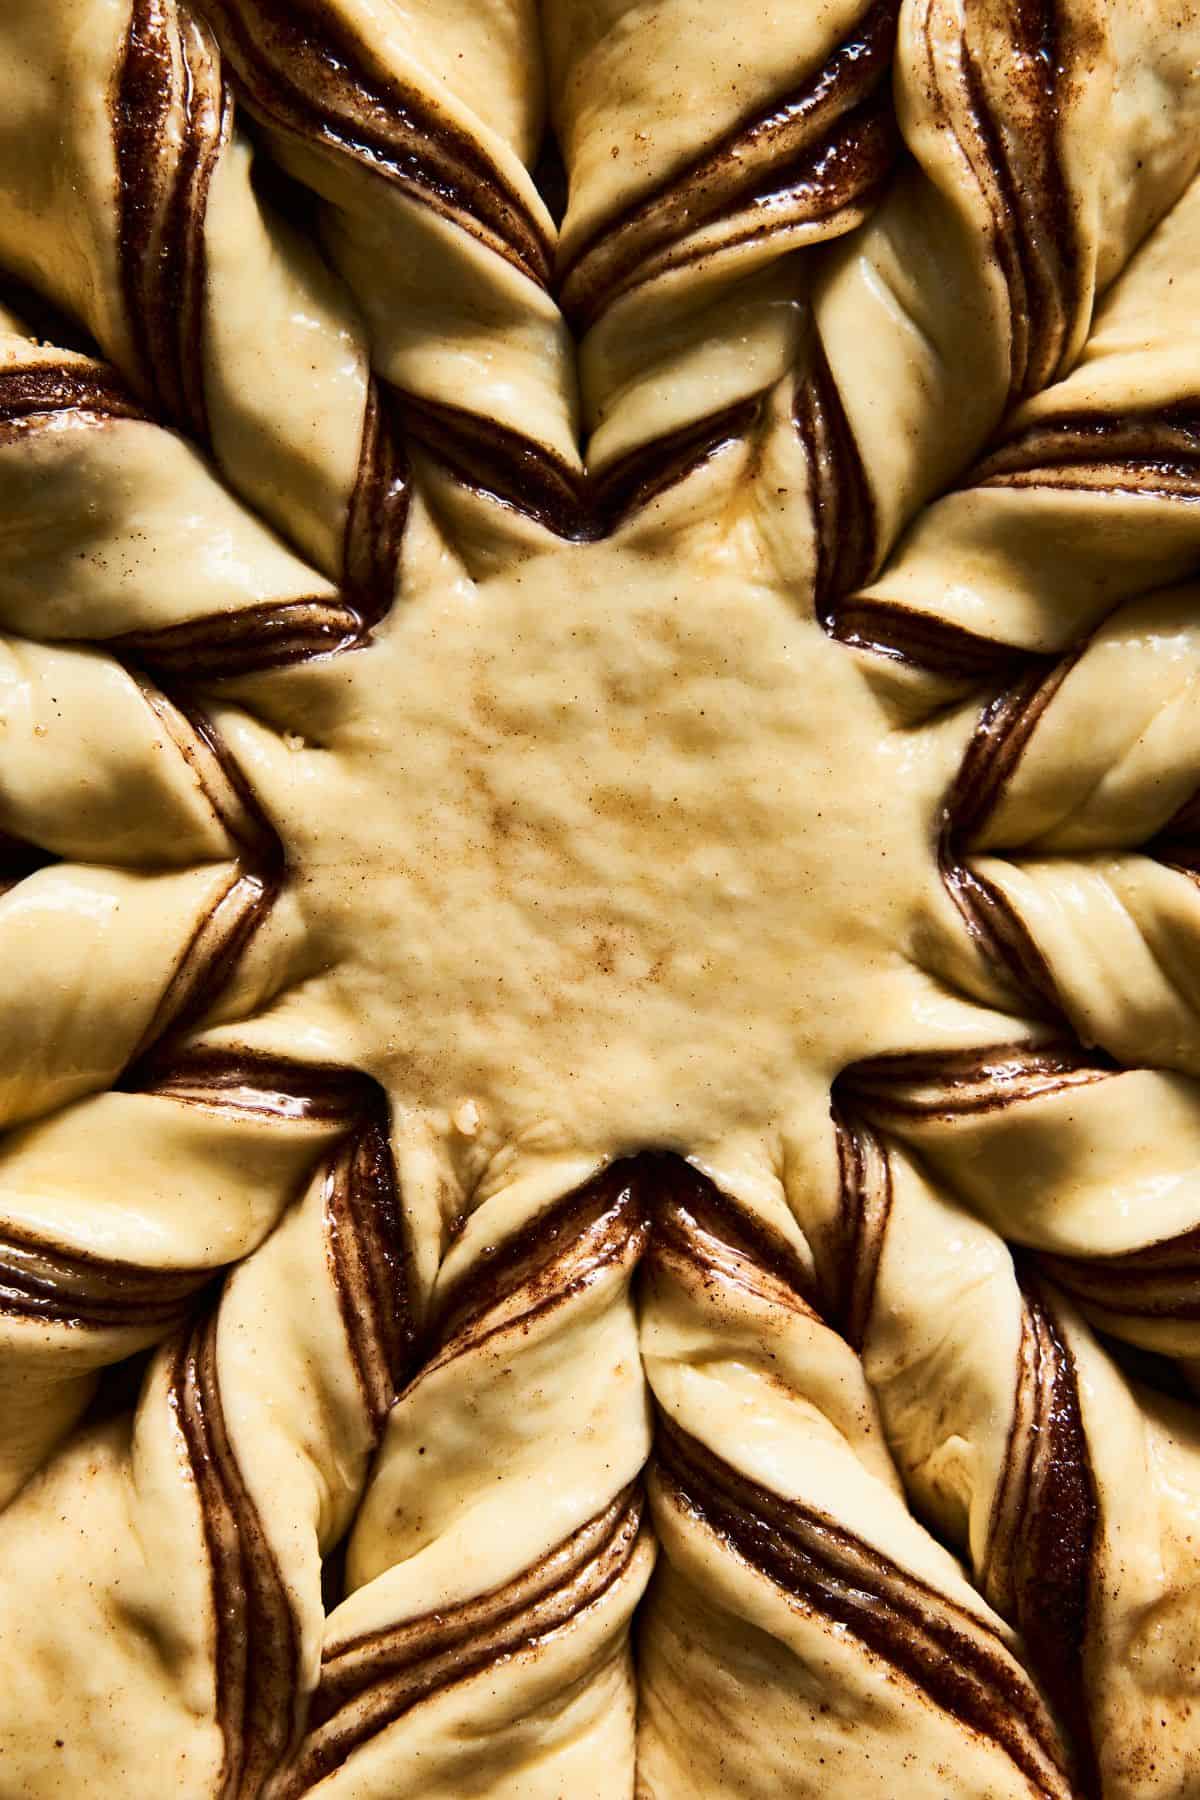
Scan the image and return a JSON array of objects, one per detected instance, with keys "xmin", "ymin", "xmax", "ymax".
[
  {"xmin": 0, "ymin": 1225, "xmax": 212, "ymax": 1330},
  {"xmin": 589, "ymin": 394, "xmax": 764, "ymax": 531},
  {"xmin": 324, "ymin": 1112, "xmax": 415, "ymax": 1426},
  {"xmin": 984, "ymin": 1277, "xmax": 1099, "ymax": 1793},
  {"xmin": 400, "ymin": 389, "xmax": 588, "ymax": 539},
  {"xmin": 656, "ymin": 1421, "xmax": 1074, "ymax": 1795},
  {"xmin": 343, "ymin": 381, "xmax": 411, "ymax": 628},
  {"xmin": 134, "ymin": 863, "xmax": 278, "ymax": 1053},
  {"xmin": 945, "ymin": 654, "xmax": 1080, "ymax": 845},
  {"xmin": 840, "ymin": 1040, "xmax": 1117, "ymax": 1121},
  {"xmin": 0, "ymin": 362, "xmax": 148, "ymax": 438},
  {"xmin": 131, "ymin": 1046, "xmax": 375, "ymax": 1122},
  {"xmin": 401, "ymin": 389, "xmax": 764, "ymax": 543},
  {"xmin": 1041, "ymin": 1227, "xmax": 1200, "ymax": 1321},
  {"xmin": 275, "ymin": 1487, "xmax": 645, "ymax": 1796},
  {"xmin": 430, "ymin": 1157, "xmax": 649, "ymax": 1360},
  {"xmin": 974, "ymin": 405, "xmax": 1200, "ymax": 495},
  {"xmin": 112, "ymin": 598, "xmax": 363, "ymax": 680},
  {"xmin": 935, "ymin": 652, "xmax": 1087, "ymax": 1011},
  {"xmin": 645, "ymin": 1150, "xmax": 817, "ymax": 1312},
  {"xmin": 829, "ymin": 599, "xmax": 1032, "ymax": 683},
  {"xmin": 195, "ymin": 0, "xmax": 552, "ymax": 286},
  {"xmin": 829, "ymin": 1107, "xmax": 893, "ymax": 1349},
  {"xmin": 561, "ymin": 49, "xmax": 898, "ymax": 330},
  {"xmin": 115, "ymin": 0, "xmax": 230, "ymax": 433},
  {"xmin": 172, "ymin": 1310, "xmax": 303, "ymax": 1797},
  {"xmin": 940, "ymin": 859, "xmax": 1064, "ymax": 1017},
  {"xmin": 796, "ymin": 338, "xmax": 876, "ymax": 621},
  {"xmin": 947, "ymin": 1, "xmax": 1082, "ymax": 397}
]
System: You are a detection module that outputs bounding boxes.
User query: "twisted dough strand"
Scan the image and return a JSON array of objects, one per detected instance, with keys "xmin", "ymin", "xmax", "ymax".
[{"xmin": 811, "ymin": 1114, "xmax": 1200, "ymax": 1793}]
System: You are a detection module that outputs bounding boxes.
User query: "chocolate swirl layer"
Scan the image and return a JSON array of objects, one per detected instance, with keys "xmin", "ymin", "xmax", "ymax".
[
  {"xmin": 0, "ymin": 1226, "xmax": 211, "ymax": 1330},
  {"xmin": 115, "ymin": 0, "xmax": 230, "ymax": 433},
  {"xmin": 172, "ymin": 1309, "xmax": 303, "ymax": 1798},
  {"xmin": 655, "ymin": 1421, "xmax": 1076, "ymax": 1797},
  {"xmin": 917, "ymin": 0, "xmax": 1084, "ymax": 399},
  {"xmin": 0, "ymin": 361, "xmax": 148, "ymax": 437},
  {"xmin": 841, "ymin": 1041, "xmax": 1118, "ymax": 1123},
  {"xmin": 1040, "ymin": 1230, "xmax": 1200, "ymax": 1325},
  {"xmin": 984, "ymin": 1277, "xmax": 1099, "ymax": 1789},
  {"xmin": 196, "ymin": 0, "xmax": 553, "ymax": 285},
  {"xmin": 324, "ymin": 1116, "xmax": 414, "ymax": 1429},
  {"xmin": 558, "ymin": 0, "xmax": 901, "ymax": 328},
  {"xmin": 829, "ymin": 1108, "xmax": 893, "ymax": 1350},
  {"xmin": 278, "ymin": 1487, "xmax": 646, "ymax": 1796},
  {"xmin": 974, "ymin": 406, "xmax": 1200, "ymax": 500}
]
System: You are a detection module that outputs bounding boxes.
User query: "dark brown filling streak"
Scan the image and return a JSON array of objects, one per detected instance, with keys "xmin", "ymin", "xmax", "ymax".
[
  {"xmin": 110, "ymin": 598, "xmax": 364, "ymax": 680},
  {"xmin": 400, "ymin": 389, "xmax": 588, "ymax": 539},
  {"xmin": 1040, "ymin": 1225, "xmax": 1200, "ymax": 1322},
  {"xmin": 945, "ymin": 653, "xmax": 1079, "ymax": 844},
  {"xmin": 116, "ymin": 699, "xmax": 285, "ymax": 1063},
  {"xmin": 826, "ymin": 1106, "xmax": 893, "ymax": 1349},
  {"xmin": 194, "ymin": 0, "xmax": 552, "ymax": 287},
  {"xmin": 942, "ymin": 860, "xmax": 1065, "ymax": 1017},
  {"xmin": 273, "ymin": 1487, "xmax": 645, "ymax": 1798},
  {"xmin": 832, "ymin": 599, "xmax": 1037, "ymax": 683},
  {"xmin": 984, "ymin": 1275, "xmax": 1099, "ymax": 1795},
  {"xmin": 938, "ymin": 651, "xmax": 1081, "ymax": 1017},
  {"xmin": 643, "ymin": 1150, "xmax": 819, "ymax": 1313},
  {"xmin": 654, "ymin": 1420, "xmax": 1074, "ymax": 1794},
  {"xmin": 0, "ymin": 1224, "xmax": 212, "ymax": 1330},
  {"xmin": 342, "ymin": 380, "xmax": 412, "ymax": 628},
  {"xmin": 115, "ymin": 380, "xmax": 412, "ymax": 676},
  {"xmin": 141, "ymin": 861, "xmax": 281, "ymax": 1048},
  {"xmin": 115, "ymin": 0, "xmax": 231, "ymax": 438},
  {"xmin": 324, "ymin": 1111, "xmax": 415, "ymax": 1428},
  {"xmin": 0, "ymin": 362, "xmax": 149, "ymax": 440},
  {"xmin": 400, "ymin": 388, "xmax": 763, "ymax": 543},
  {"xmin": 795, "ymin": 336, "xmax": 876, "ymax": 623},
  {"xmin": 972, "ymin": 405, "xmax": 1200, "ymax": 497},
  {"xmin": 559, "ymin": 0, "xmax": 900, "ymax": 332},
  {"xmin": 0, "ymin": 1056, "xmax": 367, "ymax": 1337},
  {"xmin": 796, "ymin": 345, "xmax": 1041, "ymax": 681},
  {"xmin": 559, "ymin": 0, "xmax": 898, "ymax": 324},
  {"xmin": 588, "ymin": 393, "xmax": 765, "ymax": 533},
  {"xmin": 172, "ymin": 1309, "xmax": 304, "ymax": 1798},
  {"xmin": 428, "ymin": 1157, "xmax": 649, "ymax": 1369},
  {"xmin": 840, "ymin": 1040, "xmax": 1117, "ymax": 1122},
  {"xmin": 948, "ymin": 2, "xmax": 1081, "ymax": 399},
  {"xmin": 128, "ymin": 1045, "xmax": 375, "ymax": 1122}
]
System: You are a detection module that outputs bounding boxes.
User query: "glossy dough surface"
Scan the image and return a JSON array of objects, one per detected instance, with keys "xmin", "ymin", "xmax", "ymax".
[{"xmin": 1, "ymin": 1, "xmax": 1200, "ymax": 1794}]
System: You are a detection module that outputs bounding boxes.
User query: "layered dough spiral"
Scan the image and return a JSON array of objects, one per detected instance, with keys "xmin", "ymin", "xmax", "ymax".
[{"xmin": 2, "ymin": 1, "xmax": 1200, "ymax": 1795}]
